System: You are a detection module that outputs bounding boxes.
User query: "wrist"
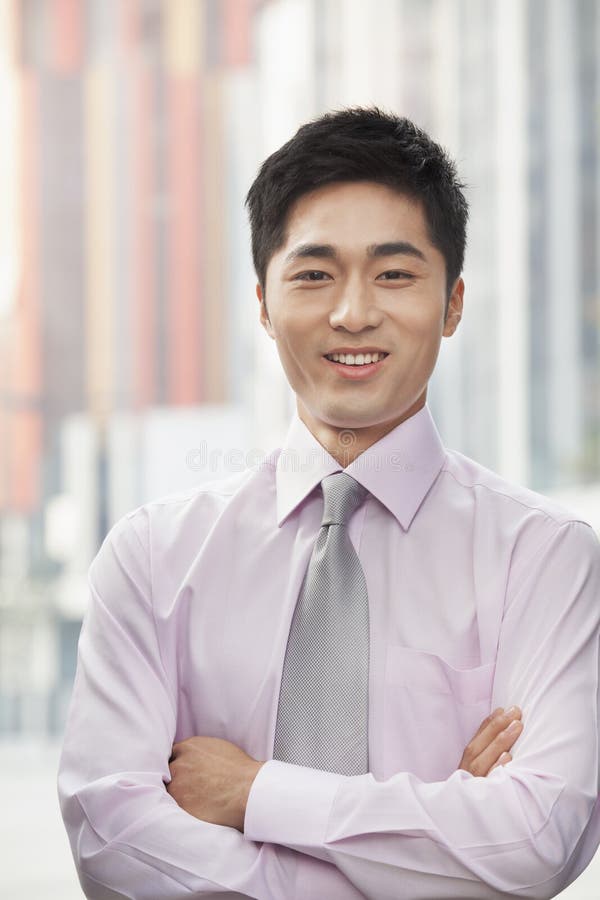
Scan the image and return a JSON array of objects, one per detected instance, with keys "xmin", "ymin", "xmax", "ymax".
[{"xmin": 239, "ymin": 760, "xmax": 265, "ymax": 831}]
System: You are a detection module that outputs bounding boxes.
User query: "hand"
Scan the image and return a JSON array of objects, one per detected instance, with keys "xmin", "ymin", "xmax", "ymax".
[
  {"xmin": 458, "ymin": 706, "xmax": 523, "ymax": 776},
  {"xmin": 166, "ymin": 736, "xmax": 265, "ymax": 831}
]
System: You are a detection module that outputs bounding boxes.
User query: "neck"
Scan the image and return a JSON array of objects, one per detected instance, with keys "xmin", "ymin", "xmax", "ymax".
[{"xmin": 297, "ymin": 394, "xmax": 426, "ymax": 467}]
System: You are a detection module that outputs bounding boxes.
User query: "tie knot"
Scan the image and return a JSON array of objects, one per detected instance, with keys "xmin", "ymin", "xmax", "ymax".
[{"xmin": 320, "ymin": 472, "xmax": 367, "ymax": 527}]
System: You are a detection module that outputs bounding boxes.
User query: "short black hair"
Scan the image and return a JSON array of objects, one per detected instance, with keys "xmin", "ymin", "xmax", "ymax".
[{"xmin": 245, "ymin": 106, "xmax": 469, "ymax": 315}]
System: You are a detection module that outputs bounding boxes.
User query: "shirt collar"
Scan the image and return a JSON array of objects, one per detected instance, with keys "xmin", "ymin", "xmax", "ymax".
[{"xmin": 275, "ymin": 403, "xmax": 447, "ymax": 530}]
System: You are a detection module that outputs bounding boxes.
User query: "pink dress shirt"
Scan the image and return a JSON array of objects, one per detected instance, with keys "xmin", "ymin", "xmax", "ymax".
[{"xmin": 58, "ymin": 403, "xmax": 600, "ymax": 899}]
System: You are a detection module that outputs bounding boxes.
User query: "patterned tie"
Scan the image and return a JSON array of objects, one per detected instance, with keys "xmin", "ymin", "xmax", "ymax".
[{"xmin": 273, "ymin": 471, "xmax": 370, "ymax": 775}]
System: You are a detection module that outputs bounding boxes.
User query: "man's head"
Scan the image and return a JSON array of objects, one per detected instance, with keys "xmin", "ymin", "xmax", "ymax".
[
  {"xmin": 245, "ymin": 106, "xmax": 468, "ymax": 314},
  {"xmin": 244, "ymin": 107, "xmax": 469, "ymax": 459}
]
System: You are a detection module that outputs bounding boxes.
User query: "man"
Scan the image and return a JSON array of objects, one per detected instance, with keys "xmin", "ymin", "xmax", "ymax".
[{"xmin": 58, "ymin": 108, "xmax": 600, "ymax": 899}]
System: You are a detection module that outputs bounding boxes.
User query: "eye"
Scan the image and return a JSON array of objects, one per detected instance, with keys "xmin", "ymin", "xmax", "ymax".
[
  {"xmin": 377, "ymin": 270, "xmax": 414, "ymax": 281},
  {"xmin": 293, "ymin": 270, "xmax": 332, "ymax": 282}
]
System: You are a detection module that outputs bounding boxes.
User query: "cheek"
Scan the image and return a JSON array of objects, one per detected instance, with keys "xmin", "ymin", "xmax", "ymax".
[
  {"xmin": 397, "ymin": 308, "xmax": 445, "ymax": 356},
  {"xmin": 271, "ymin": 332, "xmax": 312, "ymax": 388},
  {"xmin": 396, "ymin": 299, "xmax": 442, "ymax": 331},
  {"xmin": 272, "ymin": 314, "xmax": 313, "ymax": 362}
]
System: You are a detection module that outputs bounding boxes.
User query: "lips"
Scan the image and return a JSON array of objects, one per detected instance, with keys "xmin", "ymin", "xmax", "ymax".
[
  {"xmin": 322, "ymin": 352, "xmax": 389, "ymax": 380},
  {"xmin": 323, "ymin": 348, "xmax": 389, "ymax": 356},
  {"xmin": 323, "ymin": 351, "xmax": 389, "ymax": 365}
]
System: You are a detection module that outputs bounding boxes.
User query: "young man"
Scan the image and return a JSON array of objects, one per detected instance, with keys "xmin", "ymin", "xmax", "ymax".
[{"xmin": 58, "ymin": 108, "xmax": 600, "ymax": 899}]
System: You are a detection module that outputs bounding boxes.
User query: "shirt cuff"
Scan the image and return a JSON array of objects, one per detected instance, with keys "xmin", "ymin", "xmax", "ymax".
[{"xmin": 243, "ymin": 759, "xmax": 346, "ymax": 848}]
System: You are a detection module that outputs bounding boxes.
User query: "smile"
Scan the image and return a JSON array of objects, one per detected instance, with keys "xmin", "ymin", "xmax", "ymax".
[
  {"xmin": 322, "ymin": 351, "xmax": 389, "ymax": 380},
  {"xmin": 324, "ymin": 351, "xmax": 388, "ymax": 365}
]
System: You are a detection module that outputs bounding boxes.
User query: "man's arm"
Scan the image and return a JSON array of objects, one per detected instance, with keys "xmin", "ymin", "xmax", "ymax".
[
  {"xmin": 57, "ymin": 513, "xmax": 364, "ymax": 900},
  {"xmin": 243, "ymin": 519, "xmax": 600, "ymax": 899},
  {"xmin": 164, "ymin": 705, "xmax": 524, "ymax": 830}
]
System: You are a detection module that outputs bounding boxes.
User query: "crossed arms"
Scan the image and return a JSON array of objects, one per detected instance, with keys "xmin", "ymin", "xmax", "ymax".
[
  {"xmin": 58, "ymin": 514, "xmax": 600, "ymax": 899},
  {"xmin": 164, "ymin": 703, "xmax": 523, "ymax": 833}
]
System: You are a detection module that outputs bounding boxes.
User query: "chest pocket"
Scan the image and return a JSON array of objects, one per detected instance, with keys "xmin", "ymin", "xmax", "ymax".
[{"xmin": 382, "ymin": 645, "xmax": 495, "ymax": 782}]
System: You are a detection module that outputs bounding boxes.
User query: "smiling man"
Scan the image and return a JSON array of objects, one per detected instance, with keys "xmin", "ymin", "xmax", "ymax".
[{"xmin": 58, "ymin": 108, "xmax": 600, "ymax": 899}]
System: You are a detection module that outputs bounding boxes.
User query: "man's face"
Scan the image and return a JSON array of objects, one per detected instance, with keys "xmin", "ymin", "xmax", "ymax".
[{"xmin": 256, "ymin": 180, "xmax": 463, "ymax": 441}]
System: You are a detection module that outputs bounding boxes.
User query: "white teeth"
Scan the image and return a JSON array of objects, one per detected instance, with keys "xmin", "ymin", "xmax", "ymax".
[{"xmin": 326, "ymin": 352, "xmax": 387, "ymax": 365}]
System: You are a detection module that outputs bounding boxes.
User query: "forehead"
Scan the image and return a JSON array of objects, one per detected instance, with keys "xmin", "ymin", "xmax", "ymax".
[{"xmin": 280, "ymin": 181, "xmax": 431, "ymax": 250}]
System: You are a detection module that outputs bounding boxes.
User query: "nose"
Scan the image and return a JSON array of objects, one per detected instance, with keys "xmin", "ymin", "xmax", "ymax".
[{"xmin": 328, "ymin": 277, "xmax": 384, "ymax": 332}]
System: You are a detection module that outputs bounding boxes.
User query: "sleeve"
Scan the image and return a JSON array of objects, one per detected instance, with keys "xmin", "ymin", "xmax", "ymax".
[
  {"xmin": 57, "ymin": 512, "xmax": 364, "ymax": 900},
  {"xmin": 244, "ymin": 519, "xmax": 600, "ymax": 900}
]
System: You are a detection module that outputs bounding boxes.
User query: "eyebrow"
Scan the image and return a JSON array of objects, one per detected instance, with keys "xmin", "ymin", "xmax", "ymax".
[{"xmin": 283, "ymin": 241, "xmax": 428, "ymax": 265}]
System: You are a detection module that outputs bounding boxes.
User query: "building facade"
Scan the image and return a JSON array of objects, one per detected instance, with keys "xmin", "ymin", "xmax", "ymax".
[{"xmin": 0, "ymin": 0, "xmax": 598, "ymax": 738}]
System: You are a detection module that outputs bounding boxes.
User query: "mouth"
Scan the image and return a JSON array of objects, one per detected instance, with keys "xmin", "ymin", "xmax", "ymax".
[
  {"xmin": 322, "ymin": 350, "xmax": 390, "ymax": 380},
  {"xmin": 323, "ymin": 350, "xmax": 389, "ymax": 366}
]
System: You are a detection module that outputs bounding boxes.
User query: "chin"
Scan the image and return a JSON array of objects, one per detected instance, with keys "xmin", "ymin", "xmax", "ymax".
[{"xmin": 317, "ymin": 408, "xmax": 390, "ymax": 431}]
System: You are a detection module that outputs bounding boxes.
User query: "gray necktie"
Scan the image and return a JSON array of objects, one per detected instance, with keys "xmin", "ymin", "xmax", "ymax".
[{"xmin": 273, "ymin": 471, "xmax": 370, "ymax": 775}]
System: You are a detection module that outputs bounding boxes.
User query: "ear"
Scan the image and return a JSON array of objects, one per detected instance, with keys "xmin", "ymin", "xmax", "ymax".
[
  {"xmin": 442, "ymin": 276, "xmax": 464, "ymax": 338},
  {"xmin": 256, "ymin": 283, "xmax": 275, "ymax": 339}
]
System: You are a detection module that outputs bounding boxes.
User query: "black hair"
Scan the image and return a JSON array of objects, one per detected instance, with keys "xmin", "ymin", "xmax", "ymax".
[{"xmin": 245, "ymin": 106, "xmax": 469, "ymax": 316}]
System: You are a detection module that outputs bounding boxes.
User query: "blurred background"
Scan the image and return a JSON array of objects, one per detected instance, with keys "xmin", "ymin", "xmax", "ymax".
[{"xmin": 0, "ymin": 0, "xmax": 599, "ymax": 896}]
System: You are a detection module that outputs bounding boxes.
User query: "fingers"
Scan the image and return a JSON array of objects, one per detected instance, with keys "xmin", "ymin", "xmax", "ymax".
[
  {"xmin": 474, "ymin": 709, "xmax": 522, "ymax": 775},
  {"xmin": 489, "ymin": 751, "xmax": 512, "ymax": 773},
  {"xmin": 460, "ymin": 707, "xmax": 523, "ymax": 777},
  {"xmin": 471, "ymin": 706, "xmax": 504, "ymax": 740},
  {"xmin": 473, "ymin": 707, "xmax": 522, "ymax": 760}
]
